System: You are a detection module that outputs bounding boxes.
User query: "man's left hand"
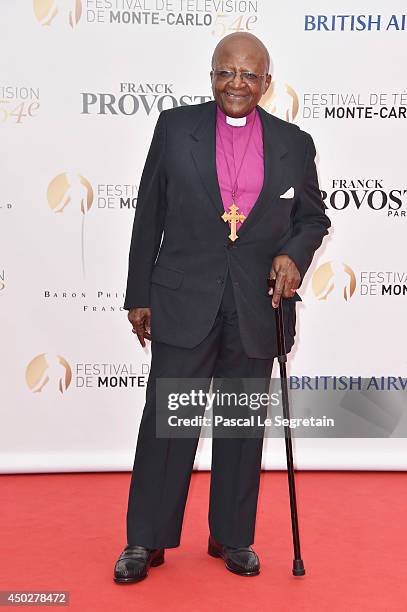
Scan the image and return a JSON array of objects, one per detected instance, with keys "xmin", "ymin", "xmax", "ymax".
[{"xmin": 268, "ymin": 255, "xmax": 301, "ymax": 308}]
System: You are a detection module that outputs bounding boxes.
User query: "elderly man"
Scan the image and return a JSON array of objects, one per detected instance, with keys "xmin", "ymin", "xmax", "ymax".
[{"xmin": 114, "ymin": 32, "xmax": 330, "ymax": 582}]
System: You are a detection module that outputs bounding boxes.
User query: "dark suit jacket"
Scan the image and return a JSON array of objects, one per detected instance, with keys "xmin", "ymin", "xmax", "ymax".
[{"xmin": 124, "ymin": 100, "xmax": 331, "ymax": 358}]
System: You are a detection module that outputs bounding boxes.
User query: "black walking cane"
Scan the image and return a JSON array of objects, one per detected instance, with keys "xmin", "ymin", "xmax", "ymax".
[{"xmin": 268, "ymin": 277, "xmax": 305, "ymax": 577}]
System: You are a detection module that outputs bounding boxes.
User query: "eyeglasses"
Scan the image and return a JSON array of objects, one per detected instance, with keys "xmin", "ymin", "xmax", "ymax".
[{"xmin": 212, "ymin": 69, "xmax": 266, "ymax": 84}]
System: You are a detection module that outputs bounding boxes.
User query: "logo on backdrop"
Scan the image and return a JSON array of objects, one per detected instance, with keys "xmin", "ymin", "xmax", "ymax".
[
  {"xmin": 312, "ymin": 262, "xmax": 357, "ymax": 302},
  {"xmin": 45, "ymin": 172, "xmax": 138, "ymax": 288},
  {"xmin": 43, "ymin": 288, "xmax": 127, "ymax": 311},
  {"xmin": 0, "ymin": 269, "xmax": 5, "ymax": 292},
  {"xmin": 260, "ymin": 82, "xmax": 299, "ymax": 123},
  {"xmin": 47, "ymin": 172, "xmax": 93, "ymax": 277},
  {"xmin": 82, "ymin": 81, "xmax": 300, "ymax": 120},
  {"xmin": 304, "ymin": 14, "xmax": 407, "ymax": 32},
  {"xmin": 253, "ymin": 52, "xmax": 404, "ymax": 124},
  {"xmin": 26, "ymin": 353, "xmax": 72, "ymax": 394},
  {"xmin": 301, "ymin": 91, "xmax": 407, "ymax": 120},
  {"xmin": 25, "ymin": 355, "xmax": 149, "ymax": 393},
  {"xmin": 0, "ymin": 86, "xmax": 40, "ymax": 124},
  {"xmin": 313, "ymin": 262, "xmax": 407, "ymax": 301},
  {"xmin": 33, "ymin": 0, "xmax": 82, "ymax": 28},
  {"xmin": 47, "ymin": 174, "xmax": 138, "ymax": 213},
  {"xmin": 47, "ymin": 172, "xmax": 93, "ymax": 215},
  {"xmin": 81, "ymin": 82, "xmax": 211, "ymax": 116},
  {"xmin": 32, "ymin": 0, "xmax": 259, "ymax": 31},
  {"xmin": 83, "ymin": 1, "xmax": 258, "ymax": 31},
  {"xmin": 322, "ymin": 179, "xmax": 407, "ymax": 220}
]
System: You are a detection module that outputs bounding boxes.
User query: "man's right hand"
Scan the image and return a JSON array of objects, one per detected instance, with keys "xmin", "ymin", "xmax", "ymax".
[{"xmin": 128, "ymin": 308, "xmax": 151, "ymax": 347}]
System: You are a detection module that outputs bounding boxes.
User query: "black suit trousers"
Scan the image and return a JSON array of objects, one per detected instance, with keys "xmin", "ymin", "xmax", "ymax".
[{"xmin": 126, "ymin": 271, "xmax": 274, "ymax": 548}]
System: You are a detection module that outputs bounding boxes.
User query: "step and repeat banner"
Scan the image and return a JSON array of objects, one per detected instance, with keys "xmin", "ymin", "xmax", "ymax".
[{"xmin": 1, "ymin": 1, "xmax": 406, "ymax": 472}]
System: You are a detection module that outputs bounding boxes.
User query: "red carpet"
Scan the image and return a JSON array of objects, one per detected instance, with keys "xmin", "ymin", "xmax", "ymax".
[{"xmin": 1, "ymin": 471, "xmax": 406, "ymax": 611}]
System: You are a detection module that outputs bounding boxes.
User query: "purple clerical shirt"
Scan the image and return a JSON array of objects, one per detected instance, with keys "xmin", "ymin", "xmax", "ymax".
[{"xmin": 215, "ymin": 106, "xmax": 264, "ymax": 231}]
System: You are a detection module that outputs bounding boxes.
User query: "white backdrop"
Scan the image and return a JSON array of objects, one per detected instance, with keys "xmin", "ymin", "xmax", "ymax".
[{"xmin": 1, "ymin": 0, "xmax": 406, "ymax": 472}]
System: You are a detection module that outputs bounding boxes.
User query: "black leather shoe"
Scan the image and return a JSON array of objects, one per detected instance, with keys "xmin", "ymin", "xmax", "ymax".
[
  {"xmin": 208, "ymin": 535, "xmax": 260, "ymax": 576},
  {"xmin": 114, "ymin": 545, "xmax": 165, "ymax": 584}
]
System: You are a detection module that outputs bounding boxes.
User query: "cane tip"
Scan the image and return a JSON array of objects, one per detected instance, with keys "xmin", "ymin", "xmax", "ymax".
[{"xmin": 292, "ymin": 559, "xmax": 306, "ymax": 576}]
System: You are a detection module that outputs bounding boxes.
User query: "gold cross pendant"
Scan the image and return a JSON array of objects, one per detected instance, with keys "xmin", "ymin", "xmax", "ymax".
[{"xmin": 221, "ymin": 203, "xmax": 246, "ymax": 242}]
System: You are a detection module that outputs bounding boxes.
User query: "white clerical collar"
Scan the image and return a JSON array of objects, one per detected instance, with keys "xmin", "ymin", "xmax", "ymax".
[{"xmin": 226, "ymin": 114, "xmax": 247, "ymax": 126}]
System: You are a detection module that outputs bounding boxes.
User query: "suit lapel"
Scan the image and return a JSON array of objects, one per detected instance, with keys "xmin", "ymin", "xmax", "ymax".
[
  {"xmin": 190, "ymin": 101, "xmax": 225, "ymax": 216},
  {"xmin": 236, "ymin": 104, "xmax": 288, "ymax": 239}
]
